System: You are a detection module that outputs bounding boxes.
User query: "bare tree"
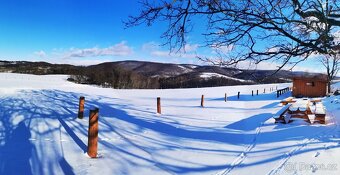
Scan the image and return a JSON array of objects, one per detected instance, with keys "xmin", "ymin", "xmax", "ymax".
[
  {"xmin": 320, "ymin": 53, "xmax": 340, "ymax": 93},
  {"xmin": 126, "ymin": 0, "xmax": 340, "ymax": 71}
]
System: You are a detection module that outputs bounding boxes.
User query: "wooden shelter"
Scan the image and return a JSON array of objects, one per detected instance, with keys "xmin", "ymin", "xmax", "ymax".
[{"xmin": 292, "ymin": 75, "xmax": 328, "ymax": 97}]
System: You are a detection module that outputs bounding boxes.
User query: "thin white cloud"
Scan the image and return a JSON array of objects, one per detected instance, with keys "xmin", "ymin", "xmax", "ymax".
[
  {"xmin": 183, "ymin": 44, "xmax": 199, "ymax": 52},
  {"xmin": 50, "ymin": 59, "xmax": 114, "ymax": 66},
  {"xmin": 143, "ymin": 42, "xmax": 199, "ymax": 52},
  {"xmin": 150, "ymin": 50, "xmax": 197, "ymax": 59},
  {"xmin": 142, "ymin": 41, "xmax": 160, "ymax": 51},
  {"xmin": 210, "ymin": 44, "xmax": 234, "ymax": 54},
  {"xmin": 333, "ymin": 30, "xmax": 340, "ymax": 49},
  {"xmin": 144, "ymin": 42, "xmax": 199, "ymax": 59},
  {"xmin": 34, "ymin": 50, "xmax": 46, "ymax": 58},
  {"xmin": 235, "ymin": 60, "xmax": 277, "ymax": 70},
  {"xmin": 266, "ymin": 47, "xmax": 280, "ymax": 53},
  {"xmin": 150, "ymin": 50, "xmax": 170, "ymax": 57},
  {"xmin": 235, "ymin": 60, "xmax": 325, "ymax": 74},
  {"xmin": 63, "ymin": 41, "xmax": 133, "ymax": 59}
]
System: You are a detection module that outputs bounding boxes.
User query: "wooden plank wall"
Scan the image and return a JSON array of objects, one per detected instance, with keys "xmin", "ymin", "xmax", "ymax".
[{"xmin": 292, "ymin": 79, "xmax": 327, "ymax": 97}]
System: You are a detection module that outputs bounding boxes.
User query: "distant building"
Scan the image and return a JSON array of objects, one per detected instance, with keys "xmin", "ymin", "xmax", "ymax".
[{"xmin": 292, "ymin": 75, "xmax": 328, "ymax": 97}]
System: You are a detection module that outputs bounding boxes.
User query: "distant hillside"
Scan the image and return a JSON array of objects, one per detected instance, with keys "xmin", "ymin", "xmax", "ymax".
[
  {"xmin": 0, "ymin": 60, "xmax": 80, "ymax": 75},
  {"xmin": 0, "ymin": 60, "xmax": 325, "ymax": 89}
]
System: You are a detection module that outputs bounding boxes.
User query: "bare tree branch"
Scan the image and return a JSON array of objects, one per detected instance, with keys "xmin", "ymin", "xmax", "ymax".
[{"xmin": 126, "ymin": 0, "xmax": 340, "ymax": 70}]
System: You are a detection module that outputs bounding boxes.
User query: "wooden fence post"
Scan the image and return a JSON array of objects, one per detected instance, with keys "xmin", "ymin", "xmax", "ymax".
[
  {"xmin": 264, "ymin": 88, "xmax": 266, "ymax": 93},
  {"xmin": 252, "ymin": 90, "xmax": 254, "ymax": 96},
  {"xmin": 78, "ymin": 96, "xmax": 85, "ymax": 119},
  {"xmin": 256, "ymin": 90, "xmax": 259, "ymax": 95},
  {"xmin": 225, "ymin": 93, "xmax": 227, "ymax": 102},
  {"xmin": 87, "ymin": 108, "xmax": 99, "ymax": 158},
  {"xmin": 157, "ymin": 97, "xmax": 161, "ymax": 114},
  {"xmin": 201, "ymin": 95, "xmax": 204, "ymax": 107},
  {"xmin": 238, "ymin": 92, "xmax": 240, "ymax": 99}
]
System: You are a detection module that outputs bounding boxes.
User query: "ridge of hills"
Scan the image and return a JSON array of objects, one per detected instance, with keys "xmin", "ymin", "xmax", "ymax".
[{"xmin": 0, "ymin": 60, "xmax": 323, "ymax": 89}]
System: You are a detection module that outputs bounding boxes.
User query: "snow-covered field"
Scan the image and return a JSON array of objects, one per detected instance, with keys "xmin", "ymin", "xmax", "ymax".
[{"xmin": 0, "ymin": 73, "xmax": 339, "ymax": 175}]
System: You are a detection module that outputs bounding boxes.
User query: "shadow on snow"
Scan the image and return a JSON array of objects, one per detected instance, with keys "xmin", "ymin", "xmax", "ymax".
[{"xmin": 0, "ymin": 89, "xmax": 337, "ymax": 174}]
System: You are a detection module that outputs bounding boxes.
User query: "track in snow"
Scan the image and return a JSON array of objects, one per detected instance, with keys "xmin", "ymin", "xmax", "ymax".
[
  {"xmin": 267, "ymin": 113, "xmax": 339, "ymax": 175},
  {"xmin": 215, "ymin": 122, "xmax": 264, "ymax": 175}
]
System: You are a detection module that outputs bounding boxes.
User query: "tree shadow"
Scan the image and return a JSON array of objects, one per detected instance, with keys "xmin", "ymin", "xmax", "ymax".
[
  {"xmin": 58, "ymin": 157, "xmax": 76, "ymax": 175},
  {"xmin": 0, "ymin": 89, "xmax": 337, "ymax": 175},
  {"xmin": 0, "ymin": 90, "xmax": 80, "ymax": 175},
  {"xmin": 224, "ymin": 113, "xmax": 272, "ymax": 131},
  {"xmin": 0, "ymin": 121, "xmax": 33, "ymax": 175},
  {"xmin": 57, "ymin": 117, "xmax": 87, "ymax": 153}
]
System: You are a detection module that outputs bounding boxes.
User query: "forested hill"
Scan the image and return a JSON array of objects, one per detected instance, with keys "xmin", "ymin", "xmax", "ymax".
[{"xmin": 0, "ymin": 60, "xmax": 322, "ymax": 89}]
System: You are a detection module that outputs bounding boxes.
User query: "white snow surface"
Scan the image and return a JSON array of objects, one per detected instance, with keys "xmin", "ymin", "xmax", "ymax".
[
  {"xmin": 0, "ymin": 73, "xmax": 339, "ymax": 175},
  {"xmin": 177, "ymin": 65, "xmax": 193, "ymax": 74},
  {"xmin": 200, "ymin": 72, "xmax": 252, "ymax": 82}
]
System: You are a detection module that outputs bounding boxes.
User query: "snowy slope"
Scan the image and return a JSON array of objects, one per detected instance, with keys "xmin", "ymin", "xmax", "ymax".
[
  {"xmin": 200, "ymin": 72, "xmax": 253, "ymax": 83},
  {"xmin": 0, "ymin": 73, "xmax": 339, "ymax": 175}
]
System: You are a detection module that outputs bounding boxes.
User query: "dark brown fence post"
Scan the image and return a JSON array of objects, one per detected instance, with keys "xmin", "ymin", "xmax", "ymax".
[
  {"xmin": 264, "ymin": 88, "xmax": 266, "ymax": 93},
  {"xmin": 157, "ymin": 97, "xmax": 161, "ymax": 114},
  {"xmin": 201, "ymin": 95, "xmax": 204, "ymax": 107},
  {"xmin": 225, "ymin": 93, "xmax": 227, "ymax": 102},
  {"xmin": 256, "ymin": 90, "xmax": 259, "ymax": 95},
  {"xmin": 88, "ymin": 108, "xmax": 99, "ymax": 158},
  {"xmin": 238, "ymin": 92, "xmax": 240, "ymax": 99},
  {"xmin": 78, "ymin": 96, "xmax": 85, "ymax": 119},
  {"xmin": 252, "ymin": 90, "xmax": 254, "ymax": 96}
]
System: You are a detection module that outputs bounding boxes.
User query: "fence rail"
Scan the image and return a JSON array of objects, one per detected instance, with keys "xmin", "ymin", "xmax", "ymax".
[{"xmin": 277, "ymin": 87, "xmax": 290, "ymax": 98}]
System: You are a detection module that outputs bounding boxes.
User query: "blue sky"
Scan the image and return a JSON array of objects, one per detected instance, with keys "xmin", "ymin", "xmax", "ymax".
[{"xmin": 0, "ymin": 0, "xmax": 325, "ymax": 73}]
